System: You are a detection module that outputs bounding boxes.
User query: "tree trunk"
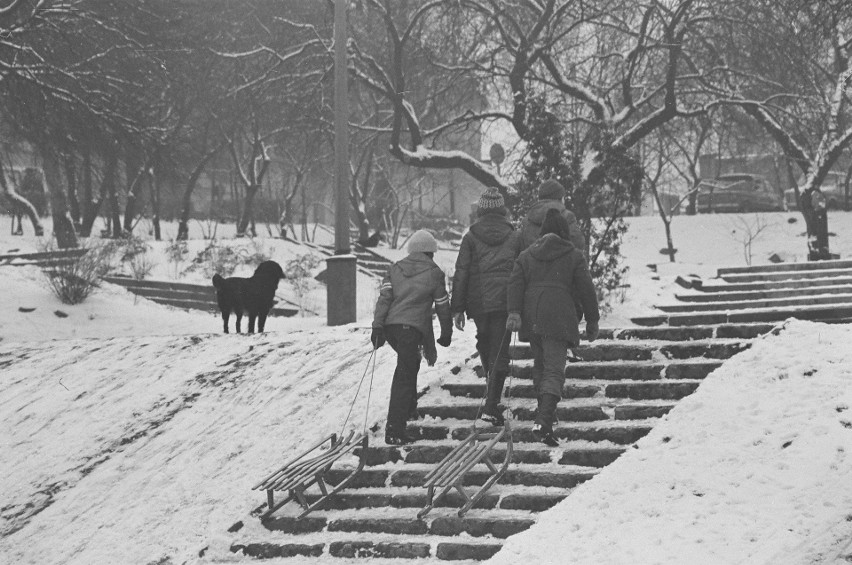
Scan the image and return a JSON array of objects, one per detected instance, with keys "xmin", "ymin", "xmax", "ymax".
[
  {"xmin": 150, "ymin": 165, "xmax": 161, "ymax": 241},
  {"xmin": 80, "ymin": 151, "xmax": 115, "ymax": 238},
  {"xmin": 177, "ymin": 148, "xmax": 219, "ymax": 240},
  {"xmin": 236, "ymin": 184, "xmax": 260, "ymax": 237},
  {"xmin": 63, "ymin": 154, "xmax": 81, "ymax": 231},
  {"xmin": 41, "ymin": 149, "xmax": 78, "ymax": 249},
  {"xmin": 79, "ymin": 149, "xmax": 95, "ymax": 236},
  {"xmin": 122, "ymin": 150, "xmax": 143, "ymax": 234},
  {"xmin": 0, "ymin": 165, "xmax": 44, "ymax": 236}
]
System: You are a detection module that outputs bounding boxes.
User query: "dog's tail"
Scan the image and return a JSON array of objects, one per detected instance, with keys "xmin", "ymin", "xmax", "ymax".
[{"xmin": 212, "ymin": 273, "xmax": 225, "ymax": 290}]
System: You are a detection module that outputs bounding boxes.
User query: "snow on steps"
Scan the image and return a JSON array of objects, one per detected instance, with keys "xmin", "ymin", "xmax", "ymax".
[
  {"xmin": 637, "ymin": 259, "xmax": 852, "ymax": 326},
  {"xmin": 230, "ymin": 322, "xmax": 774, "ymax": 562}
]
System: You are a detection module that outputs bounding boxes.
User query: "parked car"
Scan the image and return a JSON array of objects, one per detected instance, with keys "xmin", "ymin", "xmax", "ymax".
[
  {"xmin": 695, "ymin": 174, "xmax": 785, "ymax": 213},
  {"xmin": 784, "ymin": 172, "xmax": 850, "ymax": 211}
]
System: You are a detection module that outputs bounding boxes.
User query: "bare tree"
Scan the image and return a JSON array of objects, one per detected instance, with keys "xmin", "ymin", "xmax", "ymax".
[{"xmin": 708, "ymin": 0, "xmax": 852, "ymax": 220}]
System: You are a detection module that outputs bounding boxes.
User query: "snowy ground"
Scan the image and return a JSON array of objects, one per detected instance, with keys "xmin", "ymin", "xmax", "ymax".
[{"xmin": 1, "ymin": 211, "xmax": 851, "ymax": 564}]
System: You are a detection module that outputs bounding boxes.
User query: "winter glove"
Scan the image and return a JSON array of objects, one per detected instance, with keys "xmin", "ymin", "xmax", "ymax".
[
  {"xmin": 453, "ymin": 312, "xmax": 466, "ymax": 331},
  {"xmin": 437, "ymin": 321, "xmax": 453, "ymax": 347},
  {"xmin": 371, "ymin": 327, "xmax": 386, "ymax": 349},
  {"xmin": 506, "ymin": 312, "xmax": 522, "ymax": 332},
  {"xmin": 585, "ymin": 320, "xmax": 599, "ymax": 342}
]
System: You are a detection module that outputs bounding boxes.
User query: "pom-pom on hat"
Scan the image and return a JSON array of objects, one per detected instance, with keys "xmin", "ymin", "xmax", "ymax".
[
  {"xmin": 478, "ymin": 188, "xmax": 505, "ymax": 210},
  {"xmin": 538, "ymin": 179, "xmax": 565, "ymax": 200},
  {"xmin": 407, "ymin": 229, "xmax": 438, "ymax": 254}
]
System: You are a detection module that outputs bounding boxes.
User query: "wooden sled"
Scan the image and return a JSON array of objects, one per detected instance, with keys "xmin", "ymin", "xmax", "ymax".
[
  {"xmin": 418, "ymin": 421, "xmax": 513, "ymax": 519},
  {"xmin": 253, "ymin": 430, "xmax": 367, "ymax": 519}
]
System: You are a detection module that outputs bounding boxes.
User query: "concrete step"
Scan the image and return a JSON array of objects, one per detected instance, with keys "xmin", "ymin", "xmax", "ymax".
[
  {"xmin": 260, "ymin": 508, "xmax": 537, "ymax": 539},
  {"xmin": 509, "ymin": 340, "xmax": 750, "ymax": 361},
  {"xmin": 696, "ymin": 275, "xmax": 852, "ymax": 293},
  {"xmin": 657, "ymin": 293, "xmax": 852, "ymax": 313},
  {"xmin": 294, "ymin": 486, "xmax": 570, "ymax": 512},
  {"xmin": 717, "ymin": 259, "xmax": 852, "ymax": 275},
  {"xmin": 607, "ymin": 323, "xmax": 774, "ymax": 340},
  {"xmin": 720, "ymin": 267, "xmax": 852, "ymax": 283},
  {"xmin": 0, "ymin": 248, "xmax": 86, "ymax": 266},
  {"xmin": 103, "ymin": 276, "xmax": 212, "ymax": 293},
  {"xmin": 442, "ymin": 379, "xmax": 701, "ymax": 401},
  {"xmin": 404, "ymin": 419, "xmax": 655, "ymax": 445},
  {"xmin": 363, "ymin": 443, "xmax": 626, "ymax": 468},
  {"xmin": 231, "ymin": 536, "xmax": 504, "ymax": 561},
  {"xmin": 675, "ymin": 284, "xmax": 852, "ymax": 303},
  {"xmin": 381, "ymin": 463, "xmax": 598, "ymax": 489},
  {"xmin": 113, "ymin": 284, "xmax": 215, "ymax": 303},
  {"xmin": 417, "ymin": 398, "xmax": 676, "ymax": 423},
  {"xmin": 631, "ymin": 303, "xmax": 852, "ymax": 326},
  {"xmin": 510, "ymin": 359, "xmax": 723, "ymax": 381}
]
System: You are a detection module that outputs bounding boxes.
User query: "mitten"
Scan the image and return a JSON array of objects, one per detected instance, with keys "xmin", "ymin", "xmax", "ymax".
[
  {"xmin": 506, "ymin": 312, "xmax": 522, "ymax": 332},
  {"xmin": 585, "ymin": 320, "xmax": 599, "ymax": 342},
  {"xmin": 371, "ymin": 327, "xmax": 386, "ymax": 349},
  {"xmin": 453, "ymin": 312, "xmax": 466, "ymax": 331}
]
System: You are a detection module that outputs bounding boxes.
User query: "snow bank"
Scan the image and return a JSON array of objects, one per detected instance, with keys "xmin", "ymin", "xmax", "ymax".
[{"xmin": 488, "ymin": 320, "xmax": 852, "ymax": 565}]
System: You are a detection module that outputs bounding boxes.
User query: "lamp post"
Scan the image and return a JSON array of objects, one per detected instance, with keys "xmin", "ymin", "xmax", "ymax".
[{"xmin": 327, "ymin": 0, "xmax": 357, "ymax": 325}]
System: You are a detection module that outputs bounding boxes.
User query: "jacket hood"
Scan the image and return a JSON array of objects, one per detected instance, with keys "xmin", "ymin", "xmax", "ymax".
[
  {"xmin": 398, "ymin": 253, "xmax": 436, "ymax": 277},
  {"xmin": 470, "ymin": 213, "xmax": 515, "ymax": 246},
  {"xmin": 526, "ymin": 200, "xmax": 566, "ymax": 225},
  {"xmin": 529, "ymin": 233, "xmax": 575, "ymax": 261}
]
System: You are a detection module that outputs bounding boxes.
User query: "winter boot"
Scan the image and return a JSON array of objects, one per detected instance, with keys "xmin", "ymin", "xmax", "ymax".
[
  {"xmin": 532, "ymin": 423, "xmax": 560, "ymax": 447},
  {"xmin": 479, "ymin": 371, "xmax": 508, "ymax": 426},
  {"xmin": 533, "ymin": 394, "xmax": 561, "ymax": 447},
  {"xmin": 478, "ymin": 405, "xmax": 505, "ymax": 427},
  {"xmin": 385, "ymin": 426, "xmax": 414, "ymax": 445}
]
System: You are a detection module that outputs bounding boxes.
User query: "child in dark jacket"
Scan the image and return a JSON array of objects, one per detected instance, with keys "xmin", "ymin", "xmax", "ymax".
[
  {"xmin": 372, "ymin": 230, "xmax": 453, "ymax": 445},
  {"xmin": 506, "ymin": 209, "xmax": 600, "ymax": 446},
  {"xmin": 451, "ymin": 188, "xmax": 523, "ymax": 426}
]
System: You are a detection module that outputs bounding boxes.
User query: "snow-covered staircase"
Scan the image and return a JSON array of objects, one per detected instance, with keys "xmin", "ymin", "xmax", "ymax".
[
  {"xmin": 633, "ymin": 258, "xmax": 852, "ymax": 326},
  {"xmin": 228, "ymin": 322, "xmax": 774, "ymax": 561}
]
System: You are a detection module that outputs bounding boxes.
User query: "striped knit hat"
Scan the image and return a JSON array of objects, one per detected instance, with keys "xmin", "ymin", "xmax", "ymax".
[{"xmin": 478, "ymin": 188, "xmax": 505, "ymax": 210}]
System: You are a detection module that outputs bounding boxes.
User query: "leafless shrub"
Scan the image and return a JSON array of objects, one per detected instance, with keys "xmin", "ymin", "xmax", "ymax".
[{"xmin": 42, "ymin": 242, "xmax": 116, "ymax": 305}]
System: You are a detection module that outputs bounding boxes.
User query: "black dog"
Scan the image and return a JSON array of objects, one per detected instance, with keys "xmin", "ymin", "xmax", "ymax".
[{"xmin": 212, "ymin": 260, "xmax": 286, "ymax": 334}]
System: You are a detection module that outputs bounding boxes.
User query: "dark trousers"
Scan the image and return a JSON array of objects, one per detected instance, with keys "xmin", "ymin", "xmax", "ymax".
[
  {"xmin": 473, "ymin": 311, "xmax": 510, "ymax": 409},
  {"xmin": 529, "ymin": 333, "xmax": 569, "ymax": 399},
  {"xmin": 385, "ymin": 324, "xmax": 422, "ymax": 432}
]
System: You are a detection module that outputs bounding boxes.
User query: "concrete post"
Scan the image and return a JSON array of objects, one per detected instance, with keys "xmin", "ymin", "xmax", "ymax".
[{"xmin": 327, "ymin": 0, "xmax": 357, "ymax": 325}]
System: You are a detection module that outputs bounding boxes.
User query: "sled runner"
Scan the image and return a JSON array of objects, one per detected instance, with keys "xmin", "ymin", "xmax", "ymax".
[
  {"xmin": 418, "ymin": 420, "xmax": 512, "ymax": 519},
  {"xmin": 418, "ymin": 329, "xmax": 516, "ymax": 519},
  {"xmin": 254, "ymin": 345, "xmax": 379, "ymax": 519},
  {"xmin": 254, "ymin": 431, "xmax": 368, "ymax": 519}
]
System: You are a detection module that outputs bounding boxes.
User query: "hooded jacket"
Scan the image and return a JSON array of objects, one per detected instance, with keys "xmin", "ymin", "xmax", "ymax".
[
  {"xmin": 507, "ymin": 233, "xmax": 599, "ymax": 345},
  {"xmin": 451, "ymin": 213, "xmax": 523, "ymax": 318},
  {"xmin": 373, "ymin": 252, "xmax": 451, "ymax": 365},
  {"xmin": 520, "ymin": 200, "xmax": 586, "ymax": 252}
]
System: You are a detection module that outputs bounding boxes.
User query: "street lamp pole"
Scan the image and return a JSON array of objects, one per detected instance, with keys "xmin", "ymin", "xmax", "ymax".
[{"xmin": 327, "ymin": 0, "xmax": 357, "ymax": 325}]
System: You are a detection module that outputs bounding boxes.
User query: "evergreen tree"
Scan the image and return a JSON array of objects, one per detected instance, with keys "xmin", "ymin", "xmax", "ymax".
[{"xmin": 513, "ymin": 96, "xmax": 642, "ymax": 310}]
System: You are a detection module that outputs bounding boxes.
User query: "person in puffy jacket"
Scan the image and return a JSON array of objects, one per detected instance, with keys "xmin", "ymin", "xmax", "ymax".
[
  {"xmin": 520, "ymin": 179, "xmax": 586, "ymax": 253},
  {"xmin": 372, "ymin": 230, "xmax": 453, "ymax": 445},
  {"xmin": 451, "ymin": 188, "xmax": 523, "ymax": 426},
  {"xmin": 506, "ymin": 208, "xmax": 600, "ymax": 446}
]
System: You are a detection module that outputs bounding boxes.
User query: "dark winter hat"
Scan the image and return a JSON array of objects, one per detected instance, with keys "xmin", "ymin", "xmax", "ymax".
[
  {"xmin": 539, "ymin": 208, "xmax": 571, "ymax": 239},
  {"xmin": 538, "ymin": 179, "xmax": 565, "ymax": 200},
  {"xmin": 478, "ymin": 188, "xmax": 505, "ymax": 210}
]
